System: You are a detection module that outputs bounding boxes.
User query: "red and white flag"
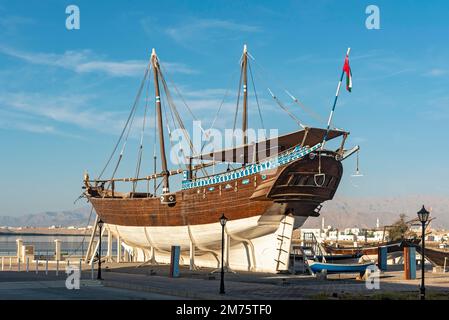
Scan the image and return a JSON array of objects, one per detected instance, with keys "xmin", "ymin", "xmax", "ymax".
[{"xmin": 343, "ymin": 55, "xmax": 352, "ymax": 92}]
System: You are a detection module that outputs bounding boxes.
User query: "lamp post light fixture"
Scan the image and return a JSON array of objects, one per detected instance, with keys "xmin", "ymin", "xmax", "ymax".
[
  {"xmin": 417, "ymin": 205, "xmax": 430, "ymax": 300},
  {"xmin": 219, "ymin": 214, "xmax": 228, "ymax": 295},
  {"xmin": 97, "ymin": 219, "xmax": 104, "ymax": 281}
]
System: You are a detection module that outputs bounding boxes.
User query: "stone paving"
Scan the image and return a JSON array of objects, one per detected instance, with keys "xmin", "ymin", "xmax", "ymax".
[
  {"xmin": 99, "ymin": 262, "xmax": 449, "ymax": 300},
  {"xmin": 0, "ymin": 262, "xmax": 448, "ymax": 299}
]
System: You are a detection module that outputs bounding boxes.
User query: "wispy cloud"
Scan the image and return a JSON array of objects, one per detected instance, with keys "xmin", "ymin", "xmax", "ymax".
[
  {"xmin": 424, "ymin": 68, "xmax": 447, "ymax": 77},
  {"xmin": 286, "ymin": 50, "xmax": 384, "ymax": 65},
  {"xmin": 167, "ymin": 86, "xmax": 293, "ymax": 130},
  {"xmin": 0, "ymin": 46, "xmax": 198, "ymax": 76},
  {"xmin": 0, "ymin": 88, "xmax": 267, "ymax": 138},
  {"xmin": 421, "ymin": 94, "xmax": 449, "ymax": 120},
  {"xmin": 0, "ymin": 107, "xmax": 82, "ymax": 138},
  {"xmin": 0, "ymin": 15, "xmax": 34, "ymax": 35},
  {"xmin": 165, "ymin": 18, "xmax": 261, "ymax": 41},
  {"xmin": 0, "ymin": 92, "xmax": 128, "ymax": 136},
  {"xmin": 143, "ymin": 18, "xmax": 261, "ymax": 48}
]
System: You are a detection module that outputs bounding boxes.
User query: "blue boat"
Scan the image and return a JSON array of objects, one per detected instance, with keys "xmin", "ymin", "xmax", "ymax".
[
  {"xmin": 314, "ymin": 253, "xmax": 363, "ymax": 264},
  {"xmin": 309, "ymin": 261, "xmax": 375, "ymax": 275}
]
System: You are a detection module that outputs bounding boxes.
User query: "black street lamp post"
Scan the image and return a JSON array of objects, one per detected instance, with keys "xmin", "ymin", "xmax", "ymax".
[
  {"xmin": 219, "ymin": 214, "xmax": 228, "ymax": 295},
  {"xmin": 417, "ymin": 205, "xmax": 430, "ymax": 300},
  {"xmin": 97, "ymin": 219, "xmax": 104, "ymax": 280}
]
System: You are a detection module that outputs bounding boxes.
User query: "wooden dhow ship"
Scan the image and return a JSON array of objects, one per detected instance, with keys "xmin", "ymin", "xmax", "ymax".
[{"xmin": 83, "ymin": 45, "xmax": 358, "ymax": 272}]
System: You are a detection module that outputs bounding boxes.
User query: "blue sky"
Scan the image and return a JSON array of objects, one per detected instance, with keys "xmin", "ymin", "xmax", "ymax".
[{"xmin": 0, "ymin": 0, "xmax": 448, "ymax": 216}]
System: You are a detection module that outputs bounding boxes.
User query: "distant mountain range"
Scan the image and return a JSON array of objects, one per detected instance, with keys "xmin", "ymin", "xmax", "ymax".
[
  {"xmin": 303, "ymin": 195, "xmax": 449, "ymax": 229},
  {"xmin": 0, "ymin": 207, "xmax": 92, "ymax": 228},
  {"xmin": 0, "ymin": 195, "xmax": 448, "ymax": 229}
]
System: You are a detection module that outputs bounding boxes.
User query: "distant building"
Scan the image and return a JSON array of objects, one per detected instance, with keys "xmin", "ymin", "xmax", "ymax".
[
  {"xmin": 339, "ymin": 234, "xmax": 356, "ymax": 241},
  {"xmin": 299, "ymin": 228, "xmax": 324, "ymax": 241},
  {"xmin": 344, "ymin": 228, "xmax": 360, "ymax": 235},
  {"xmin": 373, "ymin": 230, "xmax": 387, "ymax": 241},
  {"xmin": 326, "ymin": 231, "xmax": 355, "ymax": 241}
]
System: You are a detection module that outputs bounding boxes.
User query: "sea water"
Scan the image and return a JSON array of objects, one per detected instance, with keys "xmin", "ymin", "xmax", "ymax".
[{"xmin": 0, "ymin": 234, "xmax": 114, "ymax": 258}]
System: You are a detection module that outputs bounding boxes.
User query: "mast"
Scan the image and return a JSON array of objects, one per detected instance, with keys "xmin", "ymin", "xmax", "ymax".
[
  {"xmin": 321, "ymin": 47, "xmax": 351, "ymax": 150},
  {"xmin": 242, "ymin": 44, "xmax": 248, "ymax": 165},
  {"xmin": 151, "ymin": 48, "xmax": 169, "ymax": 194}
]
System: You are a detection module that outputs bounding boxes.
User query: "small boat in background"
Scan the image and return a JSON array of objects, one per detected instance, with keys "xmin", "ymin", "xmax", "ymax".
[
  {"xmin": 314, "ymin": 253, "xmax": 363, "ymax": 264},
  {"xmin": 309, "ymin": 261, "xmax": 375, "ymax": 275},
  {"xmin": 416, "ymin": 246, "xmax": 449, "ymax": 267},
  {"xmin": 323, "ymin": 239, "xmax": 420, "ymax": 256}
]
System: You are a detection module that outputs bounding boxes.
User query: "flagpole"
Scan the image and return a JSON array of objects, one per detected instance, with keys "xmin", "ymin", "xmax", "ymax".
[{"xmin": 321, "ymin": 47, "xmax": 351, "ymax": 150}]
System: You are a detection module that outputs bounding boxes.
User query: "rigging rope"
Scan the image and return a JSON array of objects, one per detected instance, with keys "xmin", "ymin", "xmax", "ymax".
[
  {"xmin": 250, "ymin": 56, "xmax": 331, "ymax": 128},
  {"xmin": 267, "ymin": 88, "xmax": 306, "ymax": 129},
  {"xmin": 232, "ymin": 62, "xmax": 244, "ymax": 132},
  {"xmin": 226, "ymin": 62, "xmax": 244, "ymax": 171},
  {"xmin": 153, "ymin": 80, "xmax": 158, "ymax": 195},
  {"xmin": 162, "ymin": 89, "xmax": 188, "ymax": 172},
  {"xmin": 159, "ymin": 60, "xmax": 209, "ymax": 176},
  {"xmin": 207, "ymin": 68, "xmax": 241, "ymax": 134},
  {"xmin": 158, "ymin": 67, "xmax": 209, "ymax": 176},
  {"xmin": 159, "ymin": 63, "xmax": 201, "ymax": 124},
  {"xmin": 284, "ymin": 90, "xmax": 326, "ymax": 124},
  {"xmin": 133, "ymin": 66, "xmax": 152, "ymax": 193},
  {"xmin": 97, "ymin": 64, "xmax": 150, "ymax": 180},
  {"xmin": 106, "ymin": 86, "xmax": 141, "ymax": 188},
  {"xmin": 248, "ymin": 59, "xmax": 265, "ymax": 130}
]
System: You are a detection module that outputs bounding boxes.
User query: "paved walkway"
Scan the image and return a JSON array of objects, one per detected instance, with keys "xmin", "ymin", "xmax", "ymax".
[
  {"xmin": 0, "ymin": 279, "xmax": 182, "ymax": 300},
  {"xmin": 99, "ymin": 263, "xmax": 449, "ymax": 300},
  {"xmin": 1, "ymin": 262, "xmax": 448, "ymax": 299}
]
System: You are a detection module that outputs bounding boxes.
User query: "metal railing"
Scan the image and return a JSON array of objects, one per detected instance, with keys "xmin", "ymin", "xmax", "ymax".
[{"xmin": 302, "ymin": 232, "xmax": 326, "ymax": 259}]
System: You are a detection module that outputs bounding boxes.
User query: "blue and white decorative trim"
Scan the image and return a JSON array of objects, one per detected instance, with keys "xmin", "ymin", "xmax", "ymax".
[{"xmin": 181, "ymin": 143, "xmax": 321, "ymax": 190}]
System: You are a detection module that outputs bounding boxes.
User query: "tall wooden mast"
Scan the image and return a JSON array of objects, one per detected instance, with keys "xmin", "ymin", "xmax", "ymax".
[
  {"xmin": 242, "ymin": 44, "xmax": 248, "ymax": 165},
  {"xmin": 151, "ymin": 48, "xmax": 169, "ymax": 194}
]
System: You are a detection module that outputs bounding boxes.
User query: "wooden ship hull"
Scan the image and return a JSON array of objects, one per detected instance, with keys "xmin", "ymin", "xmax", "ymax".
[{"xmin": 87, "ymin": 150, "xmax": 344, "ymax": 272}]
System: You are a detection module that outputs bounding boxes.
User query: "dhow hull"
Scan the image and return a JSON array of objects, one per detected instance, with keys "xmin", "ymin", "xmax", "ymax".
[{"xmin": 106, "ymin": 214, "xmax": 307, "ymax": 272}]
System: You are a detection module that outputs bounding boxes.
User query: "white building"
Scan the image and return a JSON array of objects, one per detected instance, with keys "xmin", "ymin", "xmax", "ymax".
[
  {"xmin": 300, "ymin": 228, "xmax": 325, "ymax": 241},
  {"xmin": 373, "ymin": 230, "xmax": 387, "ymax": 241},
  {"xmin": 344, "ymin": 228, "xmax": 360, "ymax": 235},
  {"xmin": 326, "ymin": 231, "xmax": 355, "ymax": 241},
  {"xmin": 338, "ymin": 234, "xmax": 356, "ymax": 241},
  {"xmin": 327, "ymin": 230, "xmax": 338, "ymax": 240}
]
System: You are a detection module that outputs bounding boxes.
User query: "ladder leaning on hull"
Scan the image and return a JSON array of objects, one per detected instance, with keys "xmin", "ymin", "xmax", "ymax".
[{"xmin": 274, "ymin": 215, "xmax": 295, "ymax": 272}]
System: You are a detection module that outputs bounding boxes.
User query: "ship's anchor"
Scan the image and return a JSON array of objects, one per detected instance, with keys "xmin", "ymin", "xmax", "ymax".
[
  {"xmin": 314, "ymin": 173, "xmax": 326, "ymax": 187},
  {"xmin": 314, "ymin": 152, "xmax": 326, "ymax": 187},
  {"xmin": 350, "ymin": 149, "xmax": 364, "ymax": 188}
]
